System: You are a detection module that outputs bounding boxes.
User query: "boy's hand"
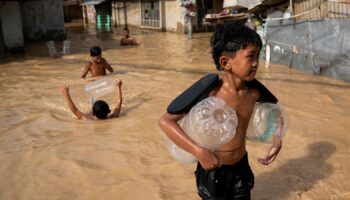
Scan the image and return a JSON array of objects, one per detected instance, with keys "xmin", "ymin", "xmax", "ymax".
[
  {"xmin": 60, "ymin": 85, "xmax": 69, "ymax": 95},
  {"xmin": 196, "ymin": 147, "xmax": 222, "ymax": 171},
  {"xmin": 116, "ymin": 79, "xmax": 122, "ymax": 87},
  {"xmin": 258, "ymin": 138, "xmax": 282, "ymax": 165}
]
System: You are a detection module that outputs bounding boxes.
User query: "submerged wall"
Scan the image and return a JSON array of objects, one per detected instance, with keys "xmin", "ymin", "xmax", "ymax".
[
  {"xmin": 163, "ymin": 0, "xmax": 183, "ymax": 32},
  {"xmin": 21, "ymin": 0, "xmax": 66, "ymax": 41},
  {"xmin": 266, "ymin": 13, "xmax": 350, "ymax": 82},
  {"xmin": 0, "ymin": 2, "xmax": 24, "ymax": 54}
]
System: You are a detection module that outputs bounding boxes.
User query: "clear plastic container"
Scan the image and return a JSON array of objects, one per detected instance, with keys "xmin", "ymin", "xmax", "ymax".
[
  {"xmin": 166, "ymin": 96, "xmax": 238, "ymax": 163},
  {"xmin": 46, "ymin": 41, "xmax": 57, "ymax": 57},
  {"xmin": 63, "ymin": 40, "xmax": 71, "ymax": 55},
  {"xmin": 181, "ymin": 96, "xmax": 238, "ymax": 150},
  {"xmin": 165, "ymin": 137, "xmax": 196, "ymax": 164},
  {"xmin": 85, "ymin": 78, "xmax": 116, "ymax": 103},
  {"xmin": 246, "ymin": 103, "xmax": 286, "ymax": 143}
]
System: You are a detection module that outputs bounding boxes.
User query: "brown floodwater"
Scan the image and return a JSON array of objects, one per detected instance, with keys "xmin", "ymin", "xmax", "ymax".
[{"xmin": 0, "ymin": 23, "xmax": 350, "ymax": 200}]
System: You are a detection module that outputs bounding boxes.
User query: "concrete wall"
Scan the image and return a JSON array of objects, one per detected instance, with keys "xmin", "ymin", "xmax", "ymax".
[
  {"xmin": 266, "ymin": 11, "xmax": 350, "ymax": 82},
  {"xmin": 0, "ymin": 2, "xmax": 24, "ymax": 53},
  {"xmin": 113, "ymin": 2, "xmax": 141, "ymax": 27},
  {"xmin": 21, "ymin": 0, "xmax": 66, "ymax": 41},
  {"xmin": 163, "ymin": 0, "xmax": 183, "ymax": 32}
]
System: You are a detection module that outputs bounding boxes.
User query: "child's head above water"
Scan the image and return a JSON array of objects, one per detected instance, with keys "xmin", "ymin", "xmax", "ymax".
[
  {"xmin": 90, "ymin": 46, "xmax": 102, "ymax": 63},
  {"xmin": 92, "ymin": 100, "xmax": 110, "ymax": 119},
  {"xmin": 90, "ymin": 46, "xmax": 102, "ymax": 57},
  {"xmin": 122, "ymin": 27, "xmax": 130, "ymax": 34},
  {"xmin": 211, "ymin": 22, "xmax": 262, "ymax": 71}
]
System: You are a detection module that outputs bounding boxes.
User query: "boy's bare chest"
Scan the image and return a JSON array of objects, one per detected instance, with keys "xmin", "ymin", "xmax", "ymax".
[
  {"xmin": 90, "ymin": 62, "xmax": 105, "ymax": 71},
  {"xmin": 212, "ymin": 90, "xmax": 256, "ymax": 120}
]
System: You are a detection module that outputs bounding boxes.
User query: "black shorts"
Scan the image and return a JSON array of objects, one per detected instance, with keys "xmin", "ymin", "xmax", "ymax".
[{"xmin": 194, "ymin": 154, "xmax": 254, "ymax": 200}]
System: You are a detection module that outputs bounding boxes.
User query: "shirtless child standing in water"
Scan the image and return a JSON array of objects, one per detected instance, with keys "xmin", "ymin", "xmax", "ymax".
[
  {"xmin": 81, "ymin": 46, "xmax": 114, "ymax": 78},
  {"xmin": 159, "ymin": 23, "xmax": 282, "ymax": 199}
]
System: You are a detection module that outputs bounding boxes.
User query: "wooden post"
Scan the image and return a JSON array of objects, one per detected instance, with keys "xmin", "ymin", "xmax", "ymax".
[{"xmin": 123, "ymin": 0, "xmax": 128, "ymax": 28}]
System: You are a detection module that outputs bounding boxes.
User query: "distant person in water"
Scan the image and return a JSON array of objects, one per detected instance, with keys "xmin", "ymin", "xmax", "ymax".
[
  {"xmin": 60, "ymin": 79, "xmax": 123, "ymax": 120},
  {"xmin": 81, "ymin": 46, "xmax": 114, "ymax": 78},
  {"xmin": 120, "ymin": 28, "xmax": 138, "ymax": 46}
]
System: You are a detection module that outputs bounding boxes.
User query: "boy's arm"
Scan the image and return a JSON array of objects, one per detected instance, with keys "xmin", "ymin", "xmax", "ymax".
[
  {"xmin": 257, "ymin": 103, "xmax": 284, "ymax": 165},
  {"xmin": 130, "ymin": 37, "xmax": 138, "ymax": 45},
  {"xmin": 159, "ymin": 113, "xmax": 221, "ymax": 170},
  {"xmin": 120, "ymin": 38, "xmax": 125, "ymax": 46},
  {"xmin": 103, "ymin": 58, "xmax": 114, "ymax": 73},
  {"xmin": 109, "ymin": 79, "xmax": 122, "ymax": 118},
  {"xmin": 258, "ymin": 136, "xmax": 282, "ymax": 165},
  {"xmin": 60, "ymin": 86, "xmax": 86, "ymax": 119},
  {"xmin": 81, "ymin": 63, "xmax": 90, "ymax": 78},
  {"xmin": 249, "ymin": 85, "xmax": 283, "ymax": 165}
]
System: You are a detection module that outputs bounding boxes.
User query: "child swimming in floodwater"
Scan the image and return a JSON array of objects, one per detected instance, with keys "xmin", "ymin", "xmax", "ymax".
[
  {"xmin": 120, "ymin": 28, "xmax": 138, "ymax": 46},
  {"xmin": 60, "ymin": 79, "xmax": 122, "ymax": 120},
  {"xmin": 159, "ymin": 22, "xmax": 283, "ymax": 199},
  {"xmin": 81, "ymin": 46, "xmax": 114, "ymax": 78}
]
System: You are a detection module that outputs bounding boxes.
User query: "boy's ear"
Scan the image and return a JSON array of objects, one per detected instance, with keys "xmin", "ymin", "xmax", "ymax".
[{"xmin": 219, "ymin": 56, "xmax": 231, "ymax": 70}]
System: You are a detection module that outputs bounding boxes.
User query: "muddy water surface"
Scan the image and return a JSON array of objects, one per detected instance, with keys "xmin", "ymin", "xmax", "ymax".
[{"xmin": 0, "ymin": 25, "xmax": 349, "ymax": 200}]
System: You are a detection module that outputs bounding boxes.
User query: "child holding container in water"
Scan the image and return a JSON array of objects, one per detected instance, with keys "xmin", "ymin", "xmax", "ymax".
[
  {"xmin": 60, "ymin": 79, "xmax": 122, "ymax": 120},
  {"xmin": 81, "ymin": 46, "xmax": 114, "ymax": 78},
  {"xmin": 159, "ymin": 23, "xmax": 284, "ymax": 199}
]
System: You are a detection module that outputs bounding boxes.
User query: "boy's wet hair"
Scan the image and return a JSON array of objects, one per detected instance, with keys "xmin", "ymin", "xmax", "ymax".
[
  {"xmin": 92, "ymin": 100, "xmax": 110, "ymax": 119},
  {"xmin": 90, "ymin": 46, "xmax": 102, "ymax": 57},
  {"xmin": 211, "ymin": 22, "xmax": 262, "ymax": 70}
]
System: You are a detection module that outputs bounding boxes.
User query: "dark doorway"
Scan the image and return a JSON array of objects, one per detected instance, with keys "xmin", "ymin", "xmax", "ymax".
[
  {"xmin": 0, "ymin": 18, "xmax": 5, "ymax": 56},
  {"xmin": 95, "ymin": 1, "xmax": 112, "ymax": 31}
]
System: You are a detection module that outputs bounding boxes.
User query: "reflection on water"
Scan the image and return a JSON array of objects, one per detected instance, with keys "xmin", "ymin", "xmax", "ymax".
[{"xmin": 0, "ymin": 23, "xmax": 350, "ymax": 200}]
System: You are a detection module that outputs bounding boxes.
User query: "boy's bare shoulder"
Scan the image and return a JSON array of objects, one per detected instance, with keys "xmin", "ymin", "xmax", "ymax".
[
  {"xmin": 86, "ymin": 60, "xmax": 93, "ymax": 67},
  {"xmin": 248, "ymin": 87, "xmax": 261, "ymax": 101}
]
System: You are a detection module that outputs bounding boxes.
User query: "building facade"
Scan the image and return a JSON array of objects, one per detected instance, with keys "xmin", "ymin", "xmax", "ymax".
[
  {"xmin": 0, "ymin": 0, "xmax": 65, "ymax": 55},
  {"xmin": 114, "ymin": 0, "xmax": 233, "ymax": 32},
  {"xmin": 79, "ymin": 0, "xmax": 225, "ymax": 33}
]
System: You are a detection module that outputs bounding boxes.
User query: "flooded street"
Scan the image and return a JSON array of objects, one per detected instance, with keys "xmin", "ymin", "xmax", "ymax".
[{"xmin": 0, "ymin": 23, "xmax": 350, "ymax": 200}]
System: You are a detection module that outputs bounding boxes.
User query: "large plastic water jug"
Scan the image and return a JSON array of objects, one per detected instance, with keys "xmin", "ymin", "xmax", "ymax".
[
  {"xmin": 63, "ymin": 40, "xmax": 71, "ymax": 55},
  {"xmin": 180, "ymin": 96, "xmax": 238, "ymax": 150},
  {"xmin": 165, "ymin": 137, "xmax": 197, "ymax": 164},
  {"xmin": 85, "ymin": 78, "xmax": 116, "ymax": 103},
  {"xmin": 165, "ymin": 96, "xmax": 238, "ymax": 163},
  {"xmin": 46, "ymin": 41, "xmax": 57, "ymax": 57},
  {"xmin": 246, "ymin": 103, "xmax": 286, "ymax": 143}
]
